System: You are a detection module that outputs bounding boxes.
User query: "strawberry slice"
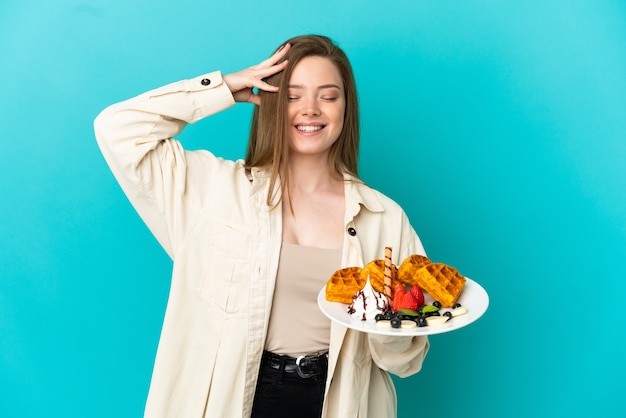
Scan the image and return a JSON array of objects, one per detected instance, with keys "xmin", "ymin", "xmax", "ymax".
[
  {"xmin": 392, "ymin": 284, "xmax": 406, "ymax": 312},
  {"xmin": 399, "ymin": 292, "xmax": 419, "ymax": 311},
  {"xmin": 393, "ymin": 283, "xmax": 405, "ymax": 298},
  {"xmin": 409, "ymin": 285, "xmax": 425, "ymax": 307}
]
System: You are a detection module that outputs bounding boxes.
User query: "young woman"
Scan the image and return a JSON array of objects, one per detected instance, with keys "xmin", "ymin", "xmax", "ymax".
[{"xmin": 95, "ymin": 34, "xmax": 429, "ymax": 418}]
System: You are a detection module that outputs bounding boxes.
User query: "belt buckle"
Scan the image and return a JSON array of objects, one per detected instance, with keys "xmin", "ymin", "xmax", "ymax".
[{"xmin": 295, "ymin": 355, "xmax": 317, "ymax": 378}]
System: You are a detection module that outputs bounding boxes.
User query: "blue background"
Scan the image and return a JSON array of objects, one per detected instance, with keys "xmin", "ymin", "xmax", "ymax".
[{"xmin": 2, "ymin": 1, "xmax": 625, "ymax": 417}]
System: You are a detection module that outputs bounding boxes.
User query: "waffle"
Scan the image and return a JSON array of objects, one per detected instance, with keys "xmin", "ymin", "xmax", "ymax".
[
  {"xmin": 326, "ymin": 267, "xmax": 366, "ymax": 304},
  {"xmin": 397, "ymin": 254, "xmax": 432, "ymax": 286},
  {"xmin": 412, "ymin": 262, "xmax": 466, "ymax": 307},
  {"xmin": 361, "ymin": 259, "xmax": 399, "ymax": 295}
]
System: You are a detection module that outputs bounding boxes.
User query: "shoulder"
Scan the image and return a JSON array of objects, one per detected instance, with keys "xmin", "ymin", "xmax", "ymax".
[
  {"xmin": 348, "ymin": 178, "xmax": 408, "ymax": 217},
  {"xmin": 347, "ymin": 178, "xmax": 425, "ymax": 258},
  {"xmin": 185, "ymin": 149, "xmax": 247, "ymax": 173},
  {"xmin": 182, "ymin": 151, "xmax": 253, "ymax": 199}
]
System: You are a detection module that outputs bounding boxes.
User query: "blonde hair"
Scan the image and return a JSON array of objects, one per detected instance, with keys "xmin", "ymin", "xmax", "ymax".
[{"xmin": 245, "ymin": 34, "xmax": 360, "ymax": 208}]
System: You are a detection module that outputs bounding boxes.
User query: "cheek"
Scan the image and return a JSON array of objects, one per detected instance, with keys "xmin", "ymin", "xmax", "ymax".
[
  {"xmin": 336, "ymin": 108, "xmax": 346, "ymax": 130},
  {"xmin": 330, "ymin": 104, "xmax": 345, "ymax": 125},
  {"xmin": 333, "ymin": 114, "xmax": 345, "ymax": 141},
  {"xmin": 286, "ymin": 106, "xmax": 297, "ymax": 121}
]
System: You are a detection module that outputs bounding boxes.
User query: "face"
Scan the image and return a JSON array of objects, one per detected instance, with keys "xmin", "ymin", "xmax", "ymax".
[{"xmin": 287, "ymin": 56, "xmax": 346, "ymax": 160}]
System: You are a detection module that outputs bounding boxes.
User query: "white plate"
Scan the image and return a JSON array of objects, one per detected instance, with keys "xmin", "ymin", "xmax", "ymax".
[{"xmin": 317, "ymin": 277, "xmax": 489, "ymax": 336}]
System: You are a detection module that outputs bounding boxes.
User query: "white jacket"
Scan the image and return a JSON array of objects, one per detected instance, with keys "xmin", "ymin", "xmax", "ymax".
[{"xmin": 94, "ymin": 71, "xmax": 429, "ymax": 418}]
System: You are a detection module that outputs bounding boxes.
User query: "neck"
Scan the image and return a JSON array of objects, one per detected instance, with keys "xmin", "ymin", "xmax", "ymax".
[{"xmin": 287, "ymin": 154, "xmax": 341, "ymax": 193}]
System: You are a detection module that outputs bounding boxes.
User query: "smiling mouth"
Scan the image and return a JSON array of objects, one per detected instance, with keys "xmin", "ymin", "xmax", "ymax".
[{"xmin": 296, "ymin": 125, "xmax": 324, "ymax": 133}]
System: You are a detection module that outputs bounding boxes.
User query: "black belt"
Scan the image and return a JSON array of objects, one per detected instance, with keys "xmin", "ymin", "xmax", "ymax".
[{"xmin": 261, "ymin": 350, "xmax": 328, "ymax": 378}]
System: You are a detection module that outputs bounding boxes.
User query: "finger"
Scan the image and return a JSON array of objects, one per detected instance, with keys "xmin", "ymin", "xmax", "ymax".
[
  {"xmin": 249, "ymin": 78, "xmax": 280, "ymax": 94},
  {"xmin": 227, "ymin": 44, "xmax": 290, "ymax": 101},
  {"xmin": 262, "ymin": 42, "xmax": 291, "ymax": 67},
  {"xmin": 252, "ymin": 42, "xmax": 291, "ymax": 71},
  {"xmin": 235, "ymin": 87, "xmax": 261, "ymax": 106},
  {"xmin": 248, "ymin": 93, "xmax": 261, "ymax": 106},
  {"xmin": 252, "ymin": 59, "xmax": 289, "ymax": 82},
  {"xmin": 244, "ymin": 60, "xmax": 288, "ymax": 93}
]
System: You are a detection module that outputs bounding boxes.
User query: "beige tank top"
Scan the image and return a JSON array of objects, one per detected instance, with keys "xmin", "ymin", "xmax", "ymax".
[{"xmin": 264, "ymin": 242, "xmax": 342, "ymax": 357}]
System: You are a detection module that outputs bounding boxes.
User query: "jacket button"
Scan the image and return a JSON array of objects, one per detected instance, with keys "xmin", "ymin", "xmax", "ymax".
[
  {"xmin": 201, "ymin": 78, "xmax": 211, "ymax": 86},
  {"xmin": 347, "ymin": 227, "xmax": 357, "ymax": 236}
]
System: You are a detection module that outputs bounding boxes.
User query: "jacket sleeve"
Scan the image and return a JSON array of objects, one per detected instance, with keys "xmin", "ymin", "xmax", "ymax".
[
  {"xmin": 93, "ymin": 72, "xmax": 236, "ymax": 258},
  {"xmin": 367, "ymin": 334, "xmax": 429, "ymax": 377}
]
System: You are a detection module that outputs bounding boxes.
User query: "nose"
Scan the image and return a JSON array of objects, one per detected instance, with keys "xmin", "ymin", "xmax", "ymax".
[{"xmin": 301, "ymin": 96, "xmax": 321, "ymax": 116}]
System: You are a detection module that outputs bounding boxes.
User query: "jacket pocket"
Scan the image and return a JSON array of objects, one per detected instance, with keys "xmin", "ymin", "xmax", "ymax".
[{"xmin": 199, "ymin": 223, "xmax": 251, "ymax": 316}]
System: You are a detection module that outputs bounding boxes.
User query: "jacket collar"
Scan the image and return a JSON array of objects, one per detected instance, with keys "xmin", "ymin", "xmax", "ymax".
[
  {"xmin": 343, "ymin": 172, "xmax": 385, "ymax": 215},
  {"xmin": 247, "ymin": 166, "xmax": 385, "ymax": 214}
]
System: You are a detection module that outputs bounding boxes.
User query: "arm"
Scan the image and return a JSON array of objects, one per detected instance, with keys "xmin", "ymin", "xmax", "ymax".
[
  {"xmin": 368, "ymin": 334, "xmax": 429, "ymax": 377},
  {"xmin": 94, "ymin": 72, "xmax": 237, "ymax": 257},
  {"xmin": 94, "ymin": 44, "xmax": 291, "ymax": 257}
]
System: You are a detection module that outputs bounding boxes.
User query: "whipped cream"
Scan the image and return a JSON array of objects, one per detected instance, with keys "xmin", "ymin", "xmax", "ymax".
[{"xmin": 347, "ymin": 277, "xmax": 388, "ymax": 321}]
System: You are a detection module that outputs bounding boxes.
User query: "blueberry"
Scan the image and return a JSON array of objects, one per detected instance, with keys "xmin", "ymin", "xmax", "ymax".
[
  {"xmin": 443, "ymin": 311, "xmax": 452, "ymax": 321},
  {"xmin": 433, "ymin": 301, "xmax": 442, "ymax": 309},
  {"xmin": 417, "ymin": 317, "xmax": 427, "ymax": 327},
  {"xmin": 390, "ymin": 317, "xmax": 402, "ymax": 328},
  {"xmin": 453, "ymin": 303, "xmax": 462, "ymax": 309},
  {"xmin": 375, "ymin": 313, "xmax": 384, "ymax": 321}
]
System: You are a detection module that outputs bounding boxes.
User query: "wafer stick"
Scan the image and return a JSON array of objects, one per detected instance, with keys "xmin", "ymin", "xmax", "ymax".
[{"xmin": 383, "ymin": 247, "xmax": 393, "ymax": 305}]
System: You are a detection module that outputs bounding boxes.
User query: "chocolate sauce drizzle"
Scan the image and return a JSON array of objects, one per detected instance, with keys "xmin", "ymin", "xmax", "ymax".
[{"xmin": 347, "ymin": 287, "xmax": 389, "ymax": 321}]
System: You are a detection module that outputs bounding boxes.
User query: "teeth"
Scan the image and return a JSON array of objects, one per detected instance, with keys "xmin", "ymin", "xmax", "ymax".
[{"xmin": 297, "ymin": 125, "xmax": 323, "ymax": 132}]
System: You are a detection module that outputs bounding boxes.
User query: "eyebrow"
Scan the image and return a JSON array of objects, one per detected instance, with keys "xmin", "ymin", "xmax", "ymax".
[{"xmin": 288, "ymin": 84, "xmax": 343, "ymax": 91}]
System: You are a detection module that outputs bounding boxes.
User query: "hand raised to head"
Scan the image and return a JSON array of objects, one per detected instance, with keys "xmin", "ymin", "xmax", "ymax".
[{"xmin": 223, "ymin": 43, "xmax": 291, "ymax": 106}]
